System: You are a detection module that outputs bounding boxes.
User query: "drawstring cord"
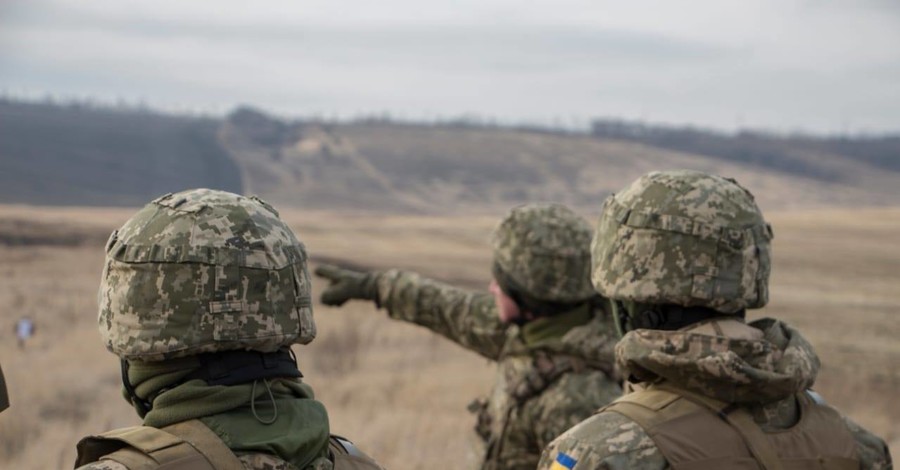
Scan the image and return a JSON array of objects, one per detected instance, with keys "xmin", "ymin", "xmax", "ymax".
[{"xmin": 251, "ymin": 379, "xmax": 278, "ymax": 425}]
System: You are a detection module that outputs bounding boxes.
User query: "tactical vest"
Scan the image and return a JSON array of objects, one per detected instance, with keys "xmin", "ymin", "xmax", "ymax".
[
  {"xmin": 477, "ymin": 351, "xmax": 603, "ymax": 470},
  {"xmin": 603, "ymin": 385, "xmax": 859, "ymax": 470},
  {"xmin": 75, "ymin": 420, "xmax": 382, "ymax": 470}
]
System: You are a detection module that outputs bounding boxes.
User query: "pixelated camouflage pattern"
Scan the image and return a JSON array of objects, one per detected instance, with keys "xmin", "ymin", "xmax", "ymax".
[
  {"xmin": 537, "ymin": 318, "xmax": 893, "ymax": 470},
  {"xmin": 375, "ymin": 269, "xmax": 621, "ymax": 470},
  {"xmin": 617, "ymin": 317, "xmax": 818, "ymax": 404},
  {"xmin": 76, "ymin": 461, "xmax": 131, "ymax": 470},
  {"xmin": 491, "ymin": 204, "xmax": 596, "ymax": 303},
  {"xmin": 591, "ymin": 170, "xmax": 772, "ymax": 313},
  {"xmin": 99, "ymin": 189, "xmax": 316, "ymax": 361}
]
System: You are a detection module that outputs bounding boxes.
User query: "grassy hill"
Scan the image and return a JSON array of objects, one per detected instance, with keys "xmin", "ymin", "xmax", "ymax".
[
  {"xmin": 1, "ymin": 99, "xmax": 898, "ymax": 212},
  {"xmin": 0, "ymin": 99, "xmax": 242, "ymax": 206}
]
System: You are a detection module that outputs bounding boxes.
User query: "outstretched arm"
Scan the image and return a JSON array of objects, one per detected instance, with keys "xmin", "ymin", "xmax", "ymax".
[
  {"xmin": 374, "ymin": 269, "xmax": 508, "ymax": 360},
  {"xmin": 314, "ymin": 264, "xmax": 508, "ymax": 360}
]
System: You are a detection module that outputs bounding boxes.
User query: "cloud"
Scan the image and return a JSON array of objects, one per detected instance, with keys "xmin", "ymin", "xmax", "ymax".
[{"xmin": 1, "ymin": 0, "xmax": 899, "ymax": 133}]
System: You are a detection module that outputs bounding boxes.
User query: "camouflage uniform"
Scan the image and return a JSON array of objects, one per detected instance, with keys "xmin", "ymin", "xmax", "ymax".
[
  {"xmin": 75, "ymin": 189, "xmax": 382, "ymax": 470},
  {"xmin": 376, "ymin": 271, "xmax": 620, "ymax": 470},
  {"xmin": 539, "ymin": 171, "xmax": 892, "ymax": 470},
  {"xmin": 318, "ymin": 204, "xmax": 621, "ymax": 470}
]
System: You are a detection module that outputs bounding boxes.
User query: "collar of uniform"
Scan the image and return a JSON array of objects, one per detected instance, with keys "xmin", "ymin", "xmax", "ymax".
[{"xmin": 520, "ymin": 303, "xmax": 592, "ymax": 347}]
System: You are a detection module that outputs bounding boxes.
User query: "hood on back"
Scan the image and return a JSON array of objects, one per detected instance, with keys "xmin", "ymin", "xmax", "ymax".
[{"xmin": 616, "ymin": 318, "xmax": 819, "ymax": 404}]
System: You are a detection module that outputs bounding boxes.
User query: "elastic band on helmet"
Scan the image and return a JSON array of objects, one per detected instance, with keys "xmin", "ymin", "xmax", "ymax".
[
  {"xmin": 120, "ymin": 360, "xmax": 153, "ymax": 416},
  {"xmin": 182, "ymin": 348, "xmax": 302, "ymax": 386},
  {"xmin": 617, "ymin": 302, "xmax": 746, "ymax": 333}
]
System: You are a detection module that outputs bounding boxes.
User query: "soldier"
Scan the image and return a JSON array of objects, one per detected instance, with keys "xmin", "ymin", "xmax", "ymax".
[
  {"xmin": 315, "ymin": 203, "xmax": 621, "ymax": 470},
  {"xmin": 539, "ymin": 170, "xmax": 892, "ymax": 469},
  {"xmin": 75, "ymin": 189, "xmax": 383, "ymax": 470}
]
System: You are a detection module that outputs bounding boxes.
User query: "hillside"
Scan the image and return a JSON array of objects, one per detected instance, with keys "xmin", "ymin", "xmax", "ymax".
[
  {"xmin": 1, "ymin": 99, "xmax": 898, "ymax": 212},
  {"xmin": 0, "ymin": 99, "xmax": 242, "ymax": 206}
]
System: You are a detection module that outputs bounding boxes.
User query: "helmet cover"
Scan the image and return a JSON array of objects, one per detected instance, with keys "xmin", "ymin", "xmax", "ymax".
[
  {"xmin": 591, "ymin": 170, "xmax": 772, "ymax": 313},
  {"xmin": 99, "ymin": 189, "xmax": 316, "ymax": 361},
  {"xmin": 491, "ymin": 203, "xmax": 595, "ymax": 303}
]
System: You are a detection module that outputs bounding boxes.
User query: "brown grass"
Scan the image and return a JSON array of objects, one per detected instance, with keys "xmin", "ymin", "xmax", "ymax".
[{"xmin": 0, "ymin": 205, "xmax": 897, "ymax": 467}]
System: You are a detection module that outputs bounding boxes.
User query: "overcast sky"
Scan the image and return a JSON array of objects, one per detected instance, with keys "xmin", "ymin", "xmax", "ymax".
[{"xmin": 2, "ymin": 0, "xmax": 899, "ymax": 133}]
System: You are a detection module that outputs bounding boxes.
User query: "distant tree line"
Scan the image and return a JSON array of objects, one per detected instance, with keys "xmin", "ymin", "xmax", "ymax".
[{"xmin": 590, "ymin": 119, "xmax": 900, "ymax": 175}]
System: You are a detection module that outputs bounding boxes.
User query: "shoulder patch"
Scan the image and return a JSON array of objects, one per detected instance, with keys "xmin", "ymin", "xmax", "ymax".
[{"xmin": 549, "ymin": 452, "xmax": 577, "ymax": 470}]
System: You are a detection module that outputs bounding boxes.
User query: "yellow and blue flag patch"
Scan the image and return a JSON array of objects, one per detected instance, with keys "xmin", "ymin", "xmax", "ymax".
[{"xmin": 549, "ymin": 452, "xmax": 577, "ymax": 470}]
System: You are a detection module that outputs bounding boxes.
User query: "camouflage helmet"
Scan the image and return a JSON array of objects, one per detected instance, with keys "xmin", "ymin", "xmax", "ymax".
[
  {"xmin": 98, "ymin": 189, "xmax": 315, "ymax": 362},
  {"xmin": 490, "ymin": 203, "xmax": 595, "ymax": 304},
  {"xmin": 591, "ymin": 170, "xmax": 772, "ymax": 314}
]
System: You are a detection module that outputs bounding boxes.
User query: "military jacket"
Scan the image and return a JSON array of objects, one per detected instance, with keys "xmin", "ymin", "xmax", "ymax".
[
  {"xmin": 538, "ymin": 318, "xmax": 893, "ymax": 470},
  {"xmin": 375, "ymin": 270, "xmax": 622, "ymax": 470}
]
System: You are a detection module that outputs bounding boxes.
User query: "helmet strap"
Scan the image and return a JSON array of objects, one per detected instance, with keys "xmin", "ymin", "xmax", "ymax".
[
  {"xmin": 182, "ymin": 349, "xmax": 302, "ymax": 386},
  {"xmin": 611, "ymin": 300, "xmax": 632, "ymax": 337},
  {"xmin": 120, "ymin": 359, "xmax": 153, "ymax": 417}
]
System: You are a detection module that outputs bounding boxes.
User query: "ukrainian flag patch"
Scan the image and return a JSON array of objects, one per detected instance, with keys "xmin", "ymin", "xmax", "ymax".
[{"xmin": 549, "ymin": 452, "xmax": 577, "ymax": 470}]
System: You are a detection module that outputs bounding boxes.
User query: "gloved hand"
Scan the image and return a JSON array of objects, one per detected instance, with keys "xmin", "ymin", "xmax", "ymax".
[{"xmin": 314, "ymin": 264, "xmax": 379, "ymax": 306}]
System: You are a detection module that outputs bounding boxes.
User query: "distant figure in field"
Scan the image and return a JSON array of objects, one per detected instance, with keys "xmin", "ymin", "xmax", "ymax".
[
  {"xmin": 538, "ymin": 170, "xmax": 892, "ymax": 470},
  {"xmin": 15, "ymin": 316, "xmax": 35, "ymax": 349},
  {"xmin": 316, "ymin": 203, "xmax": 622, "ymax": 470}
]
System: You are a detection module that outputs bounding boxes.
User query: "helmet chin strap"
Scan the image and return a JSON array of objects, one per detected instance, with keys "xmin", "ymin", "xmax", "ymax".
[
  {"xmin": 121, "ymin": 359, "xmax": 152, "ymax": 417},
  {"xmin": 611, "ymin": 300, "xmax": 634, "ymax": 337}
]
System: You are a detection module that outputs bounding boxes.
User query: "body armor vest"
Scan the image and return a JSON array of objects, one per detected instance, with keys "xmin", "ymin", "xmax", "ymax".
[
  {"xmin": 75, "ymin": 420, "xmax": 382, "ymax": 470},
  {"xmin": 478, "ymin": 351, "xmax": 602, "ymax": 470},
  {"xmin": 603, "ymin": 385, "xmax": 859, "ymax": 470}
]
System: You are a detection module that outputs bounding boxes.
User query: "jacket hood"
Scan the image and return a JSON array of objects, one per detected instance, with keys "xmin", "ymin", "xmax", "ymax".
[{"xmin": 616, "ymin": 317, "xmax": 819, "ymax": 404}]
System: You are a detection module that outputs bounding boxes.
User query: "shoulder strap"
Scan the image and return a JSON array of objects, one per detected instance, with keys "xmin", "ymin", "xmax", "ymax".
[
  {"xmin": 75, "ymin": 421, "xmax": 244, "ymax": 470},
  {"xmin": 653, "ymin": 385, "xmax": 784, "ymax": 470},
  {"xmin": 76, "ymin": 425, "xmax": 215, "ymax": 470},
  {"xmin": 162, "ymin": 420, "xmax": 245, "ymax": 470},
  {"xmin": 601, "ymin": 387, "xmax": 690, "ymax": 430}
]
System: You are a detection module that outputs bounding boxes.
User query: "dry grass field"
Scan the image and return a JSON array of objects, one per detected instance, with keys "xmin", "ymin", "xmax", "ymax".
[{"xmin": 0, "ymin": 204, "xmax": 898, "ymax": 468}]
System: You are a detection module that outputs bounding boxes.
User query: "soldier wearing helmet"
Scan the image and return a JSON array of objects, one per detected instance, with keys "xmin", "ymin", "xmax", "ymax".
[
  {"xmin": 539, "ymin": 170, "xmax": 892, "ymax": 470},
  {"xmin": 315, "ymin": 203, "xmax": 621, "ymax": 470},
  {"xmin": 75, "ymin": 189, "xmax": 383, "ymax": 470}
]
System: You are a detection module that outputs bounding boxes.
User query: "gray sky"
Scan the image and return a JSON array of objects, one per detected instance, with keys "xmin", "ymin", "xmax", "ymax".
[{"xmin": 2, "ymin": 0, "xmax": 899, "ymax": 133}]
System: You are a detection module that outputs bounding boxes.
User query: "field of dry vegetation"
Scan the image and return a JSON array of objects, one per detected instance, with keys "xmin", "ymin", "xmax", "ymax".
[{"xmin": 0, "ymin": 204, "xmax": 897, "ymax": 468}]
